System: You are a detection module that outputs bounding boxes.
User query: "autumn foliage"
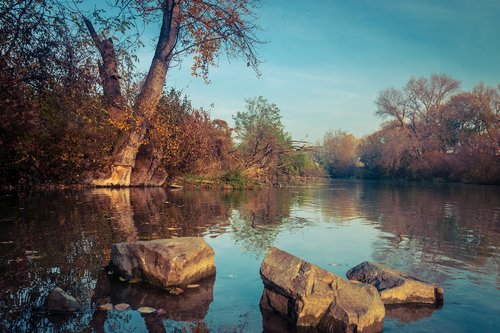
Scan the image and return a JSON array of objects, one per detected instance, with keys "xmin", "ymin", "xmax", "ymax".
[
  {"xmin": 320, "ymin": 74, "xmax": 499, "ymax": 184},
  {"xmin": 150, "ymin": 89, "xmax": 234, "ymax": 177}
]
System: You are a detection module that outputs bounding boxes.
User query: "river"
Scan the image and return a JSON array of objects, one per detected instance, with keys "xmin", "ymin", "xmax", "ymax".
[{"xmin": 0, "ymin": 180, "xmax": 498, "ymax": 332}]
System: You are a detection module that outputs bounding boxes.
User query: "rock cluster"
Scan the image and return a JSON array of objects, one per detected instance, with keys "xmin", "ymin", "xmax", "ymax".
[
  {"xmin": 260, "ymin": 247, "xmax": 385, "ymax": 333},
  {"xmin": 346, "ymin": 261, "xmax": 444, "ymax": 305},
  {"xmin": 45, "ymin": 236, "xmax": 444, "ymax": 333},
  {"xmin": 45, "ymin": 287, "xmax": 82, "ymax": 312}
]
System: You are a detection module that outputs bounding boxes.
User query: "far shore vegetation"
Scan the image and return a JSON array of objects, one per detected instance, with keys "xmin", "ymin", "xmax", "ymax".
[{"xmin": 1, "ymin": 1, "xmax": 498, "ymax": 188}]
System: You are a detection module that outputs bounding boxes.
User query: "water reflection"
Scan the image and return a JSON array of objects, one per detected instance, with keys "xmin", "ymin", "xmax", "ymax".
[
  {"xmin": 86, "ymin": 274, "xmax": 215, "ymax": 333},
  {"xmin": 385, "ymin": 304, "xmax": 441, "ymax": 323},
  {"xmin": 0, "ymin": 180, "xmax": 499, "ymax": 332}
]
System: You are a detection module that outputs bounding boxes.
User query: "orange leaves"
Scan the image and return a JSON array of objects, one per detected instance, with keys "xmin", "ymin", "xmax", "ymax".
[
  {"xmin": 147, "ymin": 89, "xmax": 234, "ymax": 176},
  {"xmin": 176, "ymin": 0, "xmax": 262, "ymax": 81}
]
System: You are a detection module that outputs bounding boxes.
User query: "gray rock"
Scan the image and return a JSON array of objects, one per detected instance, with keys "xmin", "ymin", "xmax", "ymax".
[
  {"xmin": 45, "ymin": 287, "xmax": 82, "ymax": 312},
  {"xmin": 109, "ymin": 237, "xmax": 215, "ymax": 288},
  {"xmin": 260, "ymin": 247, "xmax": 385, "ymax": 333},
  {"xmin": 346, "ymin": 261, "xmax": 444, "ymax": 305}
]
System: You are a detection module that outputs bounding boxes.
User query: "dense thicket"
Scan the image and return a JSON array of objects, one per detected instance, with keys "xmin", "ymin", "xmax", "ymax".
[{"xmin": 0, "ymin": 0, "xmax": 119, "ymax": 185}]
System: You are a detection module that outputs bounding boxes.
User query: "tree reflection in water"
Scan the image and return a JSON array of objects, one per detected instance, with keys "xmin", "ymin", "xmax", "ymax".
[{"xmin": 0, "ymin": 181, "xmax": 498, "ymax": 332}]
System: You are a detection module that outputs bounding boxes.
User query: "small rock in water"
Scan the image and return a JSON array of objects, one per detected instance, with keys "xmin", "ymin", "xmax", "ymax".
[
  {"xmin": 114, "ymin": 303, "xmax": 131, "ymax": 311},
  {"xmin": 346, "ymin": 261, "xmax": 444, "ymax": 305},
  {"xmin": 138, "ymin": 306, "xmax": 156, "ymax": 314},
  {"xmin": 108, "ymin": 237, "xmax": 215, "ymax": 289},
  {"xmin": 169, "ymin": 287, "xmax": 184, "ymax": 296},
  {"xmin": 99, "ymin": 303, "xmax": 113, "ymax": 311},
  {"xmin": 118, "ymin": 276, "xmax": 127, "ymax": 282},
  {"xmin": 45, "ymin": 287, "xmax": 82, "ymax": 312}
]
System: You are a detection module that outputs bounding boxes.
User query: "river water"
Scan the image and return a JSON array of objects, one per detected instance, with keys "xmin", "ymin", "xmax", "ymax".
[{"xmin": 0, "ymin": 180, "xmax": 498, "ymax": 332}]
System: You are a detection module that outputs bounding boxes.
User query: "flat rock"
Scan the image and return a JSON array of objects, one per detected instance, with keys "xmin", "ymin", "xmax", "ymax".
[
  {"xmin": 109, "ymin": 237, "xmax": 215, "ymax": 288},
  {"xmin": 45, "ymin": 287, "xmax": 82, "ymax": 312},
  {"xmin": 260, "ymin": 247, "xmax": 385, "ymax": 333},
  {"xmin": 346, "ymin": 261, "xmax": 444, "ymax": 305}
]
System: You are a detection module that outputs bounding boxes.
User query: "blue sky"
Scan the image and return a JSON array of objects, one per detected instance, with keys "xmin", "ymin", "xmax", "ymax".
[{"xmin": 136, "ymin": 0, "xmax": 500, "ymax": 142}]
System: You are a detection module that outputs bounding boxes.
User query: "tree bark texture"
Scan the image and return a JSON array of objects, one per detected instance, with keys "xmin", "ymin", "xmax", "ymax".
[{"xmin": 87, "ymin": 0, "xmax": 180, "ymax": 186}]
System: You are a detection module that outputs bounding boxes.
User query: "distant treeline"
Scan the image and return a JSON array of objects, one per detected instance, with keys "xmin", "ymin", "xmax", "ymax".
[{"xmin": 316, "ymin": 74, "xmax": 499, "ymax": 185}]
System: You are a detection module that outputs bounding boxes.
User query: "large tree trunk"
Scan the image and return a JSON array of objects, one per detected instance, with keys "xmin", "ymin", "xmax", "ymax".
[{"xmin": 86, "ymin": 0, "xmax": 180, "ymax": 186}]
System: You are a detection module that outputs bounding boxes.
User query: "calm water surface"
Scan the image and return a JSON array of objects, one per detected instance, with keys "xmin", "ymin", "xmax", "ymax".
[{"xmin": 0, "ymin": 180, "xmax": 499, "ymax": 332}]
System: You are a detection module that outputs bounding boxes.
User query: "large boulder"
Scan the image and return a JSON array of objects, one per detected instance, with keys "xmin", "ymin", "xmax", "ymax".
[
  {"xmin": 109, "ymin": 237, "xmax": 215, "ymax": 288},
  {"xmin": 260, "ymin": 247, "xmax": 385, "ymax": 333},
  {"xmin": 346, "ymin": 262, "xmax": 444, "ymax": 305},
  {"xmin": 45, "ymin": 287, "xmax": 82, "ymax": 312}
]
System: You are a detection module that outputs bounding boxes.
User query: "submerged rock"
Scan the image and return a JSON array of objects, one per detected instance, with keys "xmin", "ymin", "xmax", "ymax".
[
  {"xmin": 346, "ymin": 262, "xmax": 444, "ymax": 305},
  {"xmin": 260, "ymin": 247, "xmax": 385, "ymax": 333},
  {"xmin": 45, "ymin": 287, "xmax": 82, "ymax": 312},
  {"xmin": 108, "ymin": 237, "xmax": 215, "ymax": 288}
]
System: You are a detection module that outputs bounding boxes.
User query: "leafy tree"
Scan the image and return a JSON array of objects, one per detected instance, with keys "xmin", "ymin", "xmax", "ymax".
[
  {"xmin": 80, "ymin": 0, "xmax": 264, "ymax": 186},
  {"xmin": 233, "ymin": 97, "xmax": 298, "ymax": 181},
  {"xmin": 317, "ymin": 130, "xmax": 359, "ymax": 178},
  {"xmin": 358, "ymin": 122, "xmax": 417, "ymax": 179}
]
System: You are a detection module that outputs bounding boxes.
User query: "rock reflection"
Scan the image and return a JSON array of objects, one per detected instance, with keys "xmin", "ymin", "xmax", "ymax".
[
  {"xmin": 385, "ymin": 304, "xmax": 441, "ymax": 323},
  {"xmin": 261, "ymin": 308, "xmax": 320, "ymax": 333},
  {"xmin": 87, "ymin": 273, "xmax": 214, "ymax": 332}
]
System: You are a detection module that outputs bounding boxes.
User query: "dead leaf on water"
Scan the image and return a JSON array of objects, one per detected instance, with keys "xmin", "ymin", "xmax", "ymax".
[
  {"xmin": 99, "ymin": 303, "xmax": 113, "ymax": 311},
  {"xmin": 169, "ymin": 287, "xmax": 184, "ymax": 296},
  {"xmin": 118, "ymin": 277, "xmax": 127, "ymax": 282},
  {"xmin": 129, "ymin": 278, "xmax": 141, "ymax": 284},
  {"xmin": 138, "ymin": 306, "xmax": 156, "ymax": 314},
  {"xmin": 114, "ymin": 303, "xmax": 130, "ymax": 311},
  {"xmin": 26, "ymin": 255, "xmax": 44, "ymax": 260},
  {"xmin": 186, "ymin": 284, "xmax": 200, "ymax": 289}
]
